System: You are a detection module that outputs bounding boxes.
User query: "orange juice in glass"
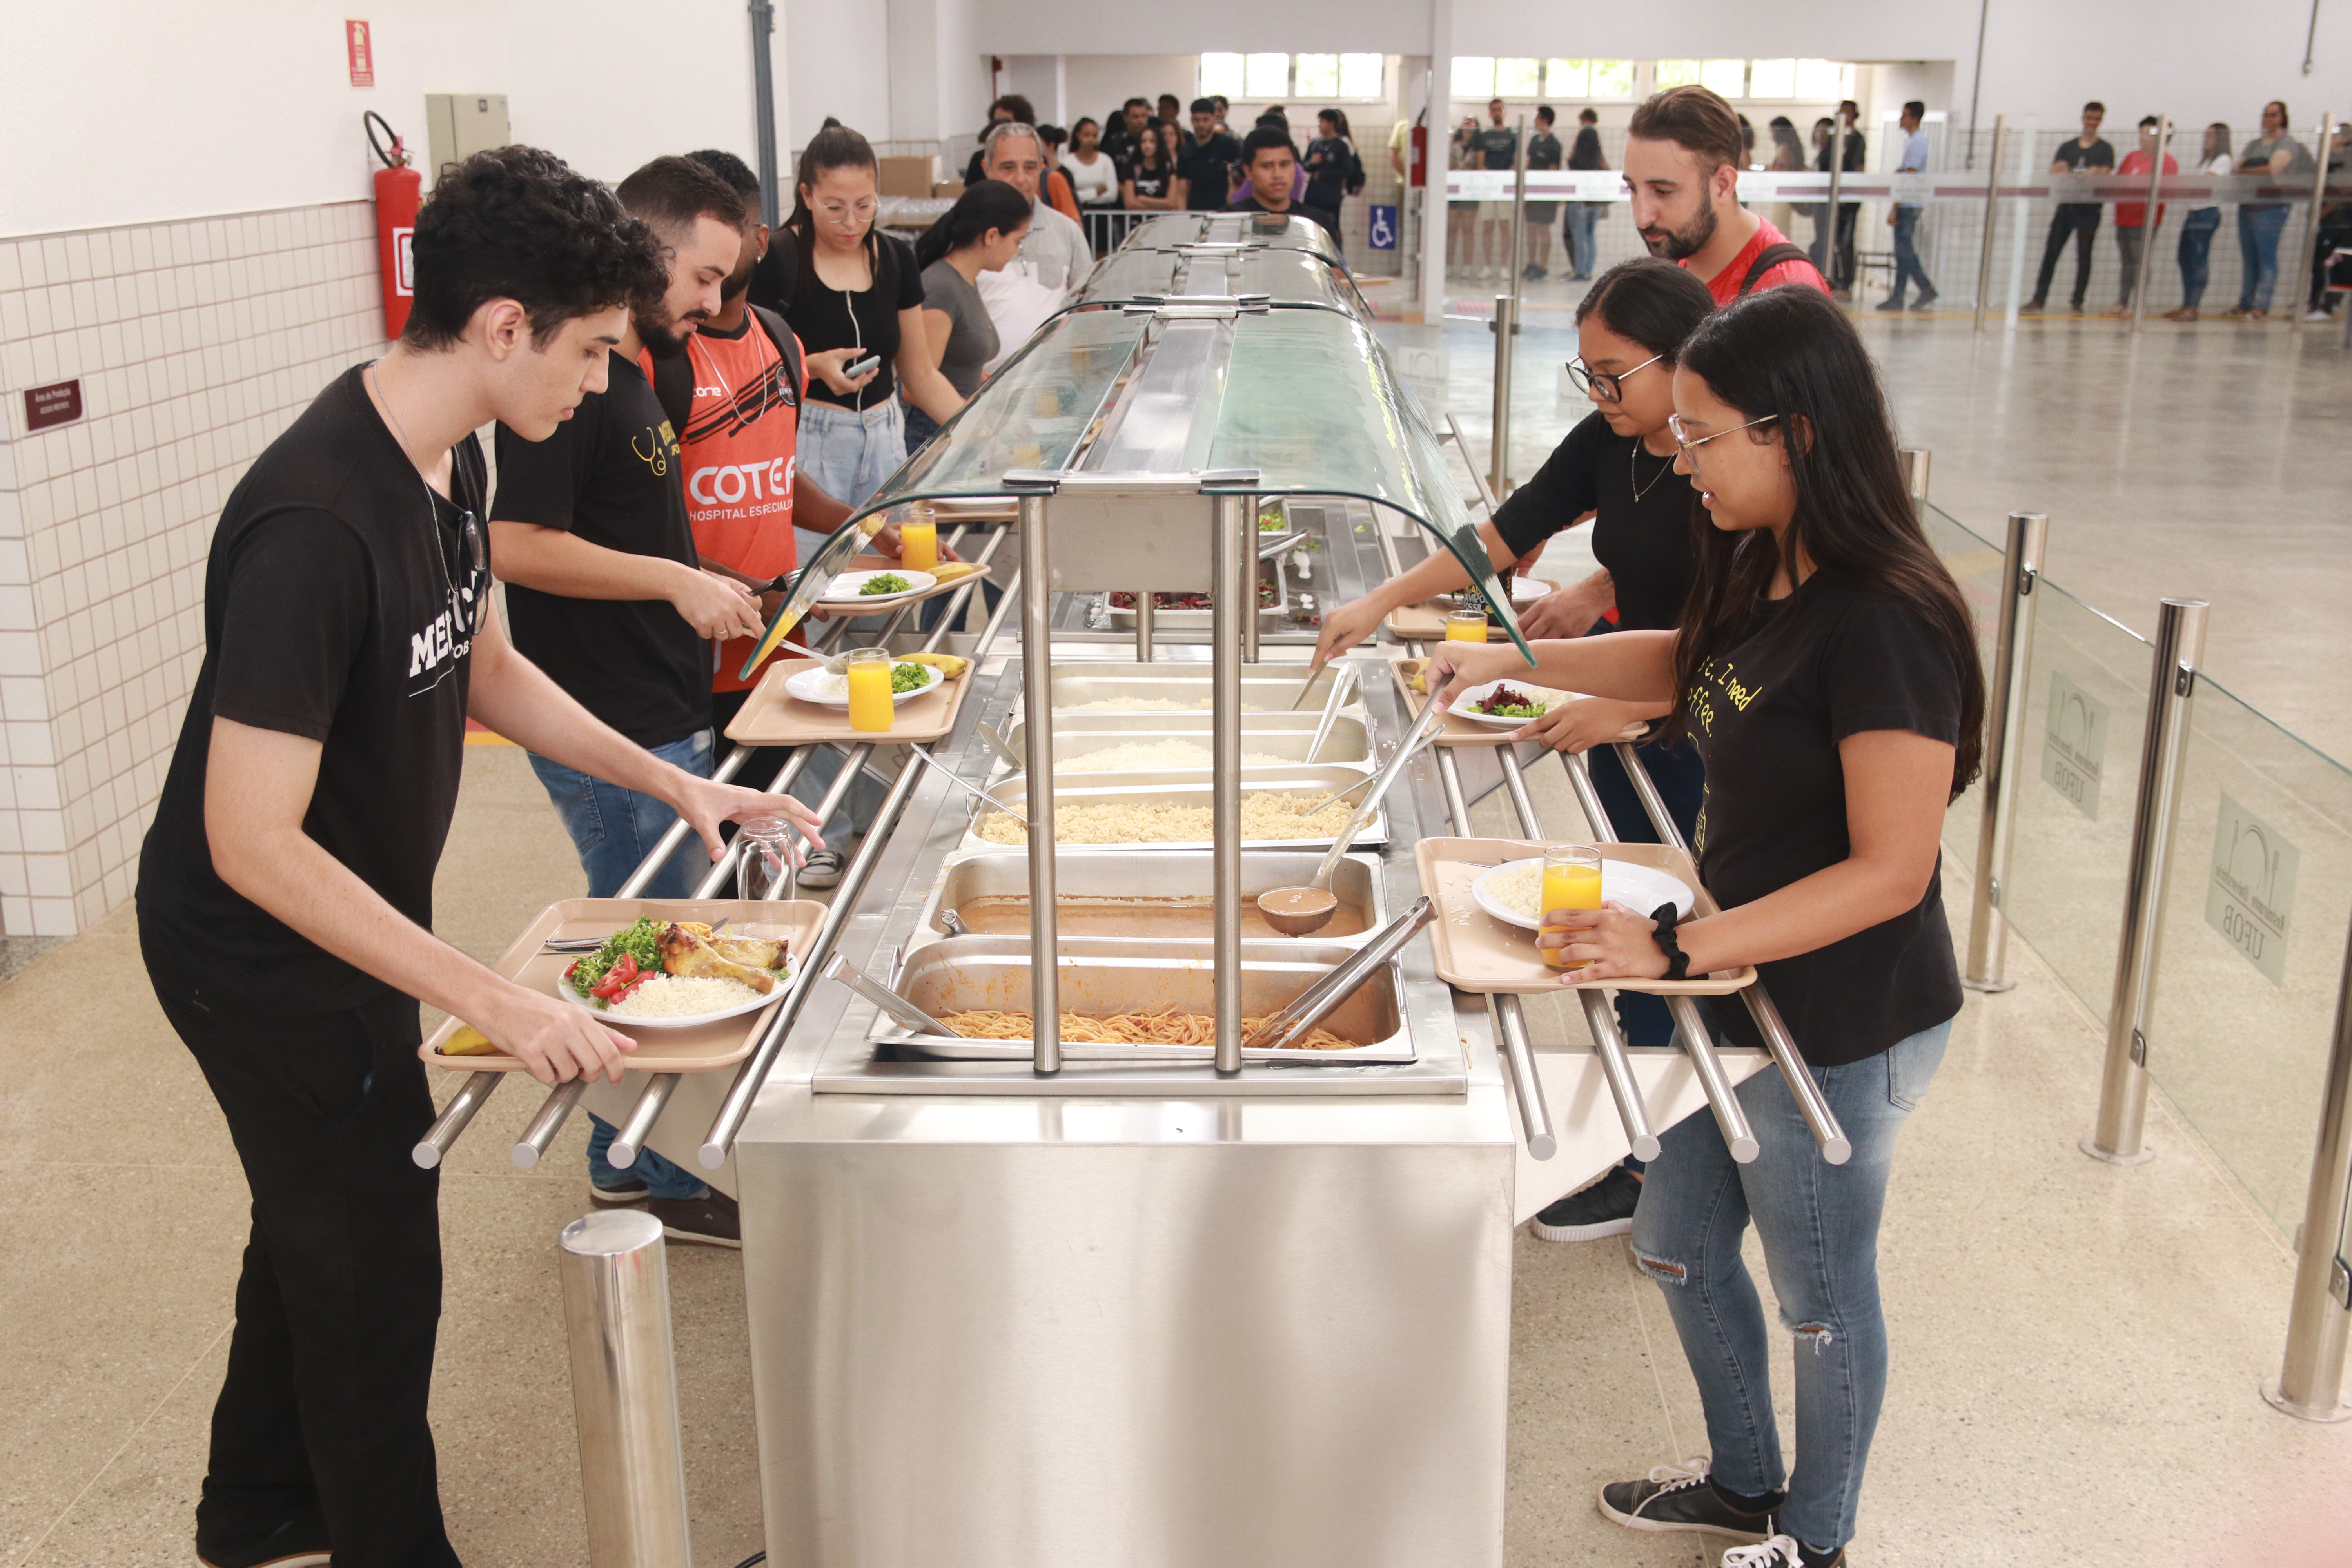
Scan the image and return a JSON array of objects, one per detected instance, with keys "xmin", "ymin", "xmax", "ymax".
[
  {"xmin": 1445, "ymin": 603, "xmax": 1489, "ymax": 642},
  {"xmin": 900, "ymin": 507, "xmax": 938, "ymax": 572},
  {"xmin": 846, "ymin": 648, "xmax": 895, "ymax": 733},
  {"xmin": 1541, "ymin": 845, "xmax": 1604, "ymax": 970}
]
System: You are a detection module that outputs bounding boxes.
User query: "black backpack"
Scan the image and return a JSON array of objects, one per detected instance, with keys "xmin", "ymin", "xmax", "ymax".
[
  {"xmin": 649, "ymin": 302, "xmax": 803, "ymax": 436},
  {"xmin": 1736, "ymin": 242, "xmax": 1819, "ymax": 297}
]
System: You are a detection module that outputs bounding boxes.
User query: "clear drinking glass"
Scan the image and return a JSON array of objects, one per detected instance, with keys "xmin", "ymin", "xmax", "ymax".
[
  {"xmin": 1541, "ymin": 844, "xmax": 1605, "ymax": 970},
  {"xmin": 845, "ymin": 646, "xmax": 895, "ymax": 733},
  {"xmin": 1445, "ymin": 604, "xmax": 1490, "ymax": 642},
  {"xmin": 737, "ymin": 817, "xmax": 802, "ymax": 902}
]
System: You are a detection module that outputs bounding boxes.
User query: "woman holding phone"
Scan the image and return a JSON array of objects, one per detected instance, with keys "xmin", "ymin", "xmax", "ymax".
[
  {"xmin": 1426, "ymin": 284, "xmax": 1982, "ymax": 1568},
  {"xmin": 778, "ymin": 124, "xmax": 965, "ymax": 510}
]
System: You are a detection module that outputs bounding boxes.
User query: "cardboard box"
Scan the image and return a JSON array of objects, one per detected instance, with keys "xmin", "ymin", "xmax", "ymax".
[
  {"xmin": 931, "ymin": 180, "xmax": 966, "ymax": 199},
  {"xmin": 878, "ymin": 156, "xmax": 936, "ymax": 198}
]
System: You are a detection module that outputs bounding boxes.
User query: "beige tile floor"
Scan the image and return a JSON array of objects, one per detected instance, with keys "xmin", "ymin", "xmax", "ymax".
[{"xmin": 11, "ymin": 312, "xmax": 2352, "ymax": 1564}]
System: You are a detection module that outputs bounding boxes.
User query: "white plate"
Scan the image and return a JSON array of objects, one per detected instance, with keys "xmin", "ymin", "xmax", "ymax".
[
  {"xmin": 817, "ymin": 568, "xmax": 937, "ymax": 607},
  {"xmin": 1510, "ymin": 576, "xmax": 1551, "ymax": 603},
  {"xmin": 1448, "ymin": 679, "xmax": 1572, "ymax": 728},
  {"xmin": 1469, "ymin": 857, "xmax": 1697, "ymax": 932},
  {"xmin": 782, "ymin": 661, "xmax": 944, "ymax": 709},
  {"xmin": 556, "ymin": 967, "xmax": 787, "ymax": 1029}
]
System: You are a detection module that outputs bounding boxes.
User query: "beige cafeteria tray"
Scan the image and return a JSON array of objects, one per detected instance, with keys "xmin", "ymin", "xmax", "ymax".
[
  {"xmin": 1389, "ymin": 657, "xmax": 1649, "ymax": 749},
  {"xmin": 421, "ymin": 898, "xmax": 826, "ymax": 1073},
  {"xmin": 722, "ymin": 655, "xmax": 978, "ymax": 746},
  {"xmin": 810, "ymin": 553, "xmax": 987, "ymax": 618},
  {"xmin": 1413, "ymin": 837, "xmax": 1755, "ymax": 997},
  {"xmin": 1383, "ymin": 579, "xmax": 1553, "ymax": 641}
]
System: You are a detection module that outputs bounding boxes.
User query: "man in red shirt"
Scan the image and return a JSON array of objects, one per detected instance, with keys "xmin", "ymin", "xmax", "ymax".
[
  {"xmin": 1622, "ymin": 85, "xmax": 1830, "ymax": 305},
  {"xmin": 2105, "ymin": 116, "xmax": 2178, "ymax": 315}
]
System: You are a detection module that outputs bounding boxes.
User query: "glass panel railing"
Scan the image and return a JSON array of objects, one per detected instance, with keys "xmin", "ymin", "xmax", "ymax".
[
  {"xmin": 2140, "ymin": 671, "xmax": 2352, "ymax": 1232},
  {"xmin": 1921, "ymin": 501, "xmax": 2007, "ymax": 872},
  {"xmin": 1996, "ymin": 576, "xmax": 2155, "ymax": 1022}
]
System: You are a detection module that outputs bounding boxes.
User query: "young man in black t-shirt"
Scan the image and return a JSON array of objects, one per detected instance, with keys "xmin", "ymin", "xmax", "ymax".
[
  {"xmin": 135, "ymin": 147, "xmax": 811, "ymax": 1568},
  {"xmin": 1181, "ymin": 96, "xmax": 1242, "ymax": 210},
  {"xmin": 2023, "ymin": 101, "xmax": 2117, "ymax": 314},
  {"xmin": 1523, "ymin": 106, "xmax": 1564, "ymax": 281},
  {"xmin": 1226, "ymin": 127, "xmax": 1344, "ymax": 254}
]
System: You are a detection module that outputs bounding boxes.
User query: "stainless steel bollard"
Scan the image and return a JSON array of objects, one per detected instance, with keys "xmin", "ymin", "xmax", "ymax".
[
  {"xmin": 1974, "ymin": 117, "xmax": 2006, "ymax": 331},
  {"xmin": 1964, "ymin": 512, "xmax": 2049, "ymax": 992},
  {"xmin": 2082, "ymin": 598, "xmax": 2209, "ymax": 1164},
  {"xmin": 2265, "ymin": 913, "xmax": 2352, "ymax": 1422},
  {"xmin": 557, "ymin": 1210, "xmax": 695, "ymax": 1566},
  {"xmin": 1898, "ymin": 448, "xmax": 1931, "ymax": 505},
  {"xmin": 2129, "ymin": 118, "xmax": 2170, "ymax": 333},
  {"xmin": 1019, "ymin": 496, "xmax": 1062, "ymax": 1076}
]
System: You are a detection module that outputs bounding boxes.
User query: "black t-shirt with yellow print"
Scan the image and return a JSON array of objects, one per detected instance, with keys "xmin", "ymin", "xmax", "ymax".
[
  {"xmin": 1684, "ymin": 570, "xmax": 1966, "ymax": 1067},
  {"xmin": 494, "ymin": 350, "xmax": 709, "ymax": 747}
]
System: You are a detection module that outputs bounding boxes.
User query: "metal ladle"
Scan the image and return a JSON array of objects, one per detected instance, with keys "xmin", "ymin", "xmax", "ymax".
[
  {"xmin": 903, "ymin": 744, "xmax": 1026, "ymax": 824},
  {"xmin": 1258, "ymin": 696, "xmax": 1450, "ymax": 936}
]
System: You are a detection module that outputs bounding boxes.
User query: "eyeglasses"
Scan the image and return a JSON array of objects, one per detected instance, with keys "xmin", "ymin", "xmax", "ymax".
[
  {"xmin": 1667, "ymin": 411, "xmax": 1779, "ymax": 475},
  {"xmin": 1564, "ymin": 352, "xmax": 1663, "ymax": 404},
  {"xmin": 818, "ymin": 199, "xmax": 880, "ymax": 221}
]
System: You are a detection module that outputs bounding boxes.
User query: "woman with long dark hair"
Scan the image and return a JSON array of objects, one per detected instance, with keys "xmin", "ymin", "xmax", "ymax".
[
  {"xmin": 1122, "ymin": 121, "xmax": 1186, "ymax": 211},
  {"xmin": 1428, "ymin": 284, "xmax": 1983, "ymax": 1568},
  {"xmin": 905, "ymin": 180, "xmax": 1031, "ymax": 453},
  {"xmin": 1318, "ymin": 259, "xmax": 1717, "ymax": 1161},
  {"xmin": 1063, "ymin": 117, "xmax": 1120, "ymax": 209},
  {"xmin": 2165, "ymin": 122, "xmax": 2236, "ymax": 320},
  {"xmin": 779, "ymin": 125, "xmax": 964, "ymax": 510}
]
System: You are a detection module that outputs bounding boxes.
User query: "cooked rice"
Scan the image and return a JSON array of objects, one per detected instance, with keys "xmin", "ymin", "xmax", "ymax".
[
  {"xmin": 605, "ymin": 974, "xmax": 765, "ymax": 1019},
  {"xmin": 1485, "ymin": 862, "xmax": 1544, "ymax": 922},
  {"xmin": 1056, "ymin": 739, "xmax": 1289, "ymax": 772},
  {"xmin": 975, "ymin": 791, "xmax": 1356, "ymax": 845}
]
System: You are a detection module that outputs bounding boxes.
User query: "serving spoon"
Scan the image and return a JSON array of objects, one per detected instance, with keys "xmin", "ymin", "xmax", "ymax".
[{"xmin": 1258, "ymin": 697, "xmax": 1450, "ymax": 936}]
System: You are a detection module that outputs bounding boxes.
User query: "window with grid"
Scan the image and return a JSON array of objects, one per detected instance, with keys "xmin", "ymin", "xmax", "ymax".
[{"xmin": 1202, "ymin": 52, "xmax": 1387, "ymax": 102}]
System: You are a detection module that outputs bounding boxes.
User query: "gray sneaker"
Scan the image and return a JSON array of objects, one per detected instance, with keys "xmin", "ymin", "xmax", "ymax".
[
  {"xmin": 1599, "ymin": 1457, "xmax": 1780, "ymax": 1542},
  {"xmin": 797, "ymin": 848, "xmax": 845, "ymax": 889}
]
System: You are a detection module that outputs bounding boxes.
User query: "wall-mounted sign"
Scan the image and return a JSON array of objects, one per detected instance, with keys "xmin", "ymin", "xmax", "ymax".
[
  {"xmin": 24, "ymin": 380, "xmax": 82, "ymax": 432},
  {"xmin": 347, "ymin": 19, "xmax": 374, "ymax": 87},
  {"xmin": 2040, "ymin": 670, "xmax": 2107, "ymax": 819},
  {"xmin": 2205, "ymin": 793, "xmax": 2298, "ymax": 987},
  {"xmin": 1368, "ymin": 204, "xmax": 1398, "ymax": 250}
]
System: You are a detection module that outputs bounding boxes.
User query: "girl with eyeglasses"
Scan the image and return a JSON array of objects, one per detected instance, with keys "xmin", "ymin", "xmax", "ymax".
[
  {"xmin": 1318, "ymin": 258, "xmax": 1715, "ymax": 1109},
  {"xmin": 779, "ymin": 125, "xmax": 966, "ymax": 512},
  {"xmin": 1427, "ymin": 284, "xmax": 1983, "ymax": 1568}
]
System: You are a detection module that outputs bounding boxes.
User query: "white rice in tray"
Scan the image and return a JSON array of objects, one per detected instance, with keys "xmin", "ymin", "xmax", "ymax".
[
  {"xmin": 1063, "ymin": 697, "xmax": 1264, "ymax": 713},
  {"xmin": 604, "ymin": 974, "xmax": 766, "ymax": 1018},
  {"xmin": 975, "ymin": 791, "xmax": 1356, "ymax": 845},
  {"xmin": 1485, "ymin": 862, "xmax": 1543, "ymax": 922},
  {"xmin": 1055, "ymin": 739, "xmax": 1289, "ymax": 772}
]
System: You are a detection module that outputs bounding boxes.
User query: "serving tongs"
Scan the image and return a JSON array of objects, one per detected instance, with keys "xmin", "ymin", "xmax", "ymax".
[
  {"xmin": 1239, "ymin": 897, "xmax": 1437, "ymax": 1051},
  {"xmin": 904, "ymin": 744, "xmax": 1027, "ymax": 823}
]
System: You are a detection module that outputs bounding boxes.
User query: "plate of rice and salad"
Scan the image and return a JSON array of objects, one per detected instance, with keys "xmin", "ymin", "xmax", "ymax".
[
  {"xmin": 557, "ymin": 917, "xmax": 793, "ymax": 1027},
  {"xmin": 1447, "ymin": 679, "xmax": 1574, "ymax": 728}
]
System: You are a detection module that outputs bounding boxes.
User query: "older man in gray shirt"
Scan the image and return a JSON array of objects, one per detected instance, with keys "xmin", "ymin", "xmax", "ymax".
[{"xmin": 972, "ymin": 122, "xmax": 1094, "ymax": 368}]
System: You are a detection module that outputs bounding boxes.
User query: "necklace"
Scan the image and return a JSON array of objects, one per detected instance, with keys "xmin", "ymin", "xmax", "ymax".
[
  {"xmin": 368, "ymin": 360, "xmax": 481, "ymax": 628},
  {"xmin": 1629, "ymin": 437, "xmax": 1674, "ymax": 502}
]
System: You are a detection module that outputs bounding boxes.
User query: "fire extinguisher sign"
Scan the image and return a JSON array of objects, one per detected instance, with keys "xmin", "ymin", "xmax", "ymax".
[
  {"xmin": 347, "ymin": 20, "xmax": 374, "ymax": 87},
  {"xmin": 393, "ymin": 228, "xmax": 414, "ymax": 296}
]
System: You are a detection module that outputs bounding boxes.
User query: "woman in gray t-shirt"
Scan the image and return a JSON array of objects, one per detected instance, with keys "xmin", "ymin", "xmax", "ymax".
[
  {"xmin": 2229, "ymin": 100, "xmax": 2320, "ymax": 317},
  {"xmin": 907, "ymin": 180, "xmax": 1033, "ymax": 452}
]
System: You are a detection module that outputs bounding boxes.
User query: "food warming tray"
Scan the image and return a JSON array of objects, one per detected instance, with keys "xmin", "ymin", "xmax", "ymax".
[
  {"xmin": 421, "ymin": 898, "xmax": 827, "ymax": 1072},
  {"xmin": 869, "ymin": 935, "xmax": 1417, "ymax": 1064},
  {"xmin": 1413, "ymin": 837, "xmax": 1755, "ymax": 996},
  {"xmin": 957, "ymin": 768, "xmax": 1389, "ymax": 853},
  {"xmin": 1001, "ymin": 716, "xmax": 1374, "ymax": 769},
  {"xmin": 1041, "ymin": 661, "xmax": 1348, "ymax": 714},
  {"xmin": 907, "ymin": 848, "xmax": 1389, "ymax": 950}
]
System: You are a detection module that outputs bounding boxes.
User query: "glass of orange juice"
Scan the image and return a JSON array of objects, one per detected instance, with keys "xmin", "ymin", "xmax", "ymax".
[
  {"xmin": 1445, "ymin": 603, "xmax": 1489, "ymax": 642},
  {"xmin": 899, "ymin": 506, "xmax": 938, "ymax": 572},
  {"xmin": 845, "ymin": 648, "xmax": 895, "ymax": 733},
  {"xmin": 1541, "ymin": 845, "xmax": 1604, "ymax": 970}
]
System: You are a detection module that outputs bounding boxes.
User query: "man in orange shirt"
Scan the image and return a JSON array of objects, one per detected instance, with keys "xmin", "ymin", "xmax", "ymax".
[{"xmin": 1622, "ymin": 85, "xmax": 1831, "ymax": 305}]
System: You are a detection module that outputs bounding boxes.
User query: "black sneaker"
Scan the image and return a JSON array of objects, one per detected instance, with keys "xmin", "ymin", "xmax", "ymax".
[
  {"xmin": 1597, "ymin": 1458, "xmax": 1780, "ymax": 1542},
  {"xmin": 649, "ymin": 1188, "xmax": 742, "ymax": 1249},
  {"xmin": 797, "ymin": 848, "xmax": 845, "ymax": 889},
  {"xmin": 1721, "ymin": 1535, "xmax": 1844, "ymax": 1567},
  {"xmin": 1874, "ymin": 296, "xmax": 1906, "ymax": 312},
  {"xmin": 1531, "ymin": 1165, "xmax": 1640, "ymax": 1241},
  {"xmin": 590, "ymin": 1175, "xmax": 649, "ymax": 1205},
  {"xmin": 1910, "ymin": 290, "xmax": 1940, "ymax": 311},
  {"xmin": 196, "ymin": 1514, "xmax": 333, "ymax": 1568}
]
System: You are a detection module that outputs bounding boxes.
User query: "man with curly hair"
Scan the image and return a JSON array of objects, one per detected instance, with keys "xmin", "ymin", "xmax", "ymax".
[{"xmin": 136, "ymin": 145, "xmax": 815, "ymax": 1568}]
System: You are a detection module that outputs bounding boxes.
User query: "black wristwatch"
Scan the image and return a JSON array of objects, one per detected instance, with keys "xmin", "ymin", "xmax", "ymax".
[{"xmin": 1649, "ymin": 902, "xmax": 1692, "ymax": 982}]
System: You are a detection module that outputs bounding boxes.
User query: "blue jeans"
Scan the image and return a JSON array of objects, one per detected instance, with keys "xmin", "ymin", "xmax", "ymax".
[
  {"xmin": 1889, "ymin": 207, "xmax": 1932, "ymax": 301},
  {"xmin": 2238, "ymin": 204, "xmax": 2291, "ymax": 312},
  {"xmin": 1563, "ymin": 204, "xmax": 1599, "ymax": 277},
  {"xmin": 2178, "ymin": 209, "xmax": 2221, "ymax": 306},
  {"xmin": 1631, "ymin": 1018, "xmax": 1950, "ymax": 1550},
  {"xmin": 528, "ymin": 728, "xmax": 717, "ymax": 1202},
  {"xmin": 798, "ymin": 396, "xmax": 907, "ymax": 512}
]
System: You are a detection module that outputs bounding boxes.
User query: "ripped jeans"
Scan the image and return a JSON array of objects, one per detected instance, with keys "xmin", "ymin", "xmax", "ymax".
[{"xmin": 1630, "ymin": 1018, "xmax": 1950, "ymax": 1550}]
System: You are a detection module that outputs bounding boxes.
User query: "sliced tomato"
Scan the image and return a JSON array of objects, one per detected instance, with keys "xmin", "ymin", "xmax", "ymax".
[{"xmin": 590, "ymin": 953, "xmax": 639, "ymax": 1000}]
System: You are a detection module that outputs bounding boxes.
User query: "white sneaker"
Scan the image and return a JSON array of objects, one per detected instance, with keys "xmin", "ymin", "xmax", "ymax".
[{"xmin": 2305, "ymin": 307, "xmax": 2335, "ymax": 323}]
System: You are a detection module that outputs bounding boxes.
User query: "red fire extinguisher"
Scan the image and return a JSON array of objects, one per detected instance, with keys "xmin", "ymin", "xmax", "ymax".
[
  {"xmin": 366, "ymin": 111, "xmax": 421, "ymax": 341},
  {"xmin": 1409, "ymin": 110, "xmax": 1428, "ymax": 188}
]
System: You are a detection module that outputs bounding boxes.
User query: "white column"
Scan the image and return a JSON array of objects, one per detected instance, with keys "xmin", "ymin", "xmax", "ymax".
[{"xmin": 1416, "ymin": 0, "xmax": 1453, "ymax": 323}]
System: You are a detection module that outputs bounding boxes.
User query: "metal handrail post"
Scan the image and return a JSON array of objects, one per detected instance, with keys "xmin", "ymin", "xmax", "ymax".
[
  {"xmin": 1240, "ymin": 493, "xmax": 1262, "ymax": 666},
  {"xmin": 2264, "ymin": 912, "xmax": 2352, "ymax": 1421},
  {"xmin": 1827, "ymin": 109, "xmax": 1849, "ymax": 293},
  {"xmin": 604, "ymin": 1071, "xmax": 683, "ymax": 1171},
  {"xmin": 2130, "ymin": 117, "xmax": 2170, "ymax": 332},
  {"xmin": 1212, "ymin": 492, "xmax": 1247, "ymax": 1073},
  {"xmin": 412, "ymin": 1069, "xmax": 503, "ymax": 1169},
  {"xmin": 2287, "ymin": 115, "xmax": 2340, "ymax": 331},
  {"xmin": 512, "ymin": 1078, "xmax": 588, "ymax": 1170},
  {"xmin": 1135, "ymin": 591, "xmax": 1155, "ymax": 661},
  {"xmin": 1491, "ymin": 994, "xmax": 1558, "ymax": 1159},
  {"xmin": 2083, "ymin": 597, "xmax": 2209, "ymax": 1164},
  {"xmin": 1018, "ymin": 495, "xmax": 1062, "ymax": 1076},
  {"xmin": 1965, "ymin": 512, "xmax": 2049, "ymax": 992},
  {"xmin": 1898, "ymin": 448, "xmax": 1931, "ymax": 508},
  {"xmin": 1488, "ymin": 118, "xmax": 1525, "ymax": 502},
  {"xmin": 557, "ymin": 1210, "xmax": 694, "ymax": 1567},
  {"xmin": 1974, "ymin": 116, "xmax": 2006, "ymax": 330}
]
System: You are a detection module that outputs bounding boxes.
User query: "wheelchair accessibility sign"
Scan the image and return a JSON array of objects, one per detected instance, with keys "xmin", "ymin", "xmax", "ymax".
[{"xmin": 1369, "ymin": 205, "xmax": 1398, "ymax": 250}]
